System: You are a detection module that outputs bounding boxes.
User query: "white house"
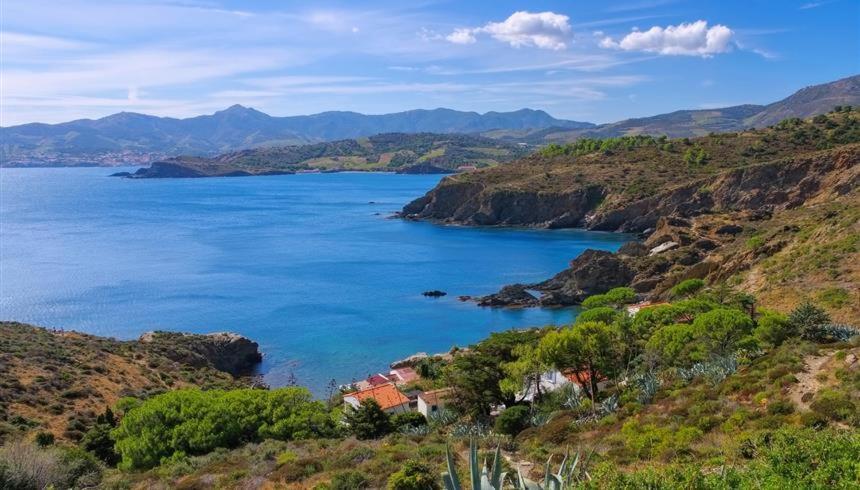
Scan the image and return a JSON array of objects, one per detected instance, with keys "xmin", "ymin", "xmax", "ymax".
[{"xmin": 417, "ymin": 388, "xmax": 453, "ymax": 417}]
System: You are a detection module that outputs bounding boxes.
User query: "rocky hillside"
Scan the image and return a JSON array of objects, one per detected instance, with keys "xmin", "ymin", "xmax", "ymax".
[
  {"xmin": 118, "ymin": 132, "xmax": 530, "ymax": 178},
  {"xmin": 405, "ymin": 110, "xmax": 860, "ymax": 320},
  {"xmin": 0, "ymin": 323, "xmax": 261, "ymax": 443}
]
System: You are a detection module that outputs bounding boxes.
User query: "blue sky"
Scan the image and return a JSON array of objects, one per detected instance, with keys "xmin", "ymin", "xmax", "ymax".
[{"xmin": 1, "ymin": 0, "xmax": 858, "ymax": 126}]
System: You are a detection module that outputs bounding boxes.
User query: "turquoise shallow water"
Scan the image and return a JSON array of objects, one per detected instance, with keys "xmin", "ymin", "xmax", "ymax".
[{"xmin": 0, "ymin": 168, "xmax": 630, "ymax": 393}]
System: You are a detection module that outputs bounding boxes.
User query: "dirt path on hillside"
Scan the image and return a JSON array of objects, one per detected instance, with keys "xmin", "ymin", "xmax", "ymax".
[{"xmin": 788, "ymin": 353, "xmax": 831, "ymax": 410}]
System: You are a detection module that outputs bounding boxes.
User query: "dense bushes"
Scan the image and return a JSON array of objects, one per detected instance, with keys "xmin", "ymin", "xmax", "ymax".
[
  {"xmin": 590, "ymin": 427, "xmax": 859, "ymax": 487},
  {"xmin": 386, "ymin": 459, "xmax": 440, "ymax": 490},
  {"xmin": 330, "ymin": 470, "xmax": 370, "ymax": 489},
  {"xmin": 0, "ymin": 440, "xmax": 101, "ymax": 489},
  {"xmin": 581, "ymin": 287, "xmax": 636, "ymax": 309},
  {"xmin": 112, "ymin": 387, "xmax": 336, "ymax": 469},
  {"xmin": 391, "ymin": 411, "xmax": 427, "ymax": 431},
  {"xmin": 344, "ymin": 399, "xmax": 392, "ymax": 440},
  {"xmin": 494, "ymin": 405, "xmax": 531, "ymax": 436}
]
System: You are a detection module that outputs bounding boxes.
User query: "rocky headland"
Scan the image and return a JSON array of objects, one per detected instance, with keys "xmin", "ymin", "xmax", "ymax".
[
  {"xmin": 0, "ymin": 322, "xmax": 262, "ymax": 442},
  {"xmin": 402, "ymin": 112, "xmax": 860, "ymax": 320}
]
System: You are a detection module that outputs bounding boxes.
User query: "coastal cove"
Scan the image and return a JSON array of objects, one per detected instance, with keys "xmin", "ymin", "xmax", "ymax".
[{"xmin": 0, "ymin": 168, "xmax": 631, "ymax": 393}]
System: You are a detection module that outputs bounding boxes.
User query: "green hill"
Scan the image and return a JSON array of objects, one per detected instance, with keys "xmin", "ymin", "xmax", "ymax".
[{"xmin": 122, "ymin": 132, "xmax": 530, "ymax": 178}]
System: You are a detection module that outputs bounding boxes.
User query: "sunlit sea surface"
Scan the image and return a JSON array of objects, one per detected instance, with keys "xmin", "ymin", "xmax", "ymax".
[{"xmin": 0, "ymin": 168, "xmax": 630, "ymax": 393}]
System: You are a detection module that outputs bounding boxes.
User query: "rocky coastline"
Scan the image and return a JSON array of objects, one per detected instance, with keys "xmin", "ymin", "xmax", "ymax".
[{"xmin": 402, "ymin": 144, "xmax": 860, "ymax": 308}]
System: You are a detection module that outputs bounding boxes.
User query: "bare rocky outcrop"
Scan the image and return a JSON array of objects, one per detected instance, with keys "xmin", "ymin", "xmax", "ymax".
[
  {"xmin": 476, "ymin": 285, "xmax": 539, "ymax": 307},
  {"xmin": 139, "ymin": 331, "xmax": 263, "ymax": 376}
]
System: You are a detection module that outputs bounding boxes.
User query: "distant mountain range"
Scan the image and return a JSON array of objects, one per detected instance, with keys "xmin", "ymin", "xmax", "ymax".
[
  {"xmin": 0, "ymin": 107, "xmax": 588, "ymax": 166},
  {"xmin": 1, "ymin": 74, "xmax": 857, "ymax": 166},
  {"xmin": 489, "ymin": 74, "xmax": 860, "ymax": 144}
]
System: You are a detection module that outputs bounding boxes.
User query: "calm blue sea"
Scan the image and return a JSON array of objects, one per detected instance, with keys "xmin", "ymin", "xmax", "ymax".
[{"xmin": 0, "ymin": 168, "xmax": 629, "ymax": 393}]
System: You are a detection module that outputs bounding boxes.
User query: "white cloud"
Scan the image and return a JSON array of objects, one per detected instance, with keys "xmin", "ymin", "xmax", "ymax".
[
  {"xmin": 446, "ymin": 28, "xmax": 476, "ymax": 44},
  {"xmin": 446, "ymin": 11, "xmax": 572, "ymax": 50},
  {"xmin": 600, "ymin": 20, "xmax": 733, "ymax": 57}
]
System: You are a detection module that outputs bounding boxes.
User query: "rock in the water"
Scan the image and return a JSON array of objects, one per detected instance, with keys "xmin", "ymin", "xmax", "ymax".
[
  {"xmin": 476, "ymin": 284, "xmax": 538, "ymax": 307},
  {"xmin": 139, "ymin": 331, "xmax": 262, "ymax": 376},
  {"xmin": 422, "ymin": 290, "xmax": 447, "ymax": 297}
]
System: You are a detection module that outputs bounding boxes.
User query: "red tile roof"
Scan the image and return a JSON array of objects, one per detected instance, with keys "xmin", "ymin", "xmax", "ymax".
[
  {"xmin": 366, "ymin": 373, "xmax": 391, "ymax": 386},
  {"xmin": 390, "ymin": 367, "xmax": 419, "ymax": 384},
  {"xmin": 562, "ymin": 369, "xmax": 606, "ymax": 386},
  {"xmin": 345, "ymin": 383, "xmax": 410, "ymax": 411},
  {"xmin": 419, "ymin": 388, "xmax": 453, "ymax": 405}
]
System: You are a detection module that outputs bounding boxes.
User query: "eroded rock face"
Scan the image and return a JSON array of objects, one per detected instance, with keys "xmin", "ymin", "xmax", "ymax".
[
  {"xmin": 139, "ymin": 331, "xmax": 262, "ymax": 376},
  {"xmin": 533, "ymin": 250, "xmax": 635, "ymax": 306},
  {"xmin": 403, "ymin": 146, "xmax": 859, "ymax": 233},
  {"xmin": 401, "ymin": 184, "xmax": 605, "ymax": 228}
]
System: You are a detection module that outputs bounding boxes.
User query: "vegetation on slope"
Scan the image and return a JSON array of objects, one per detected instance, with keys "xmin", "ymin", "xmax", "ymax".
[
  {"xmin": 407, "ymin": 108, "xmax": 859, "ymax": 213},
  {"xmin": 127, "ymin": 132, "xmax": 530, "ymax": 177},
  {"xmin": 2, "ymin": 284, "xmax": 856, "ymax": 488},
  {"xmin": 0, "ymin": 323, "xmax": 255, "ymax": 445}
]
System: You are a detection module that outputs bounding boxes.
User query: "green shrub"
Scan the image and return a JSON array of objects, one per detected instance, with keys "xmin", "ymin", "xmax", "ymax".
[
  {"xmin": 112, "ymin": 387, "xmax": 336, "ymax": 469},
  {"xmin": 34, "ymin": 432, "xmax": 54, "ymax": 447},
  {"xmin": 810, "ymin": 389, "xmax": 857, "ymax": 423},
  {"xmin": 582, "ymin": 287, "xmax": 636, "ymax": 309},
  {"xmin": 691, "ymin": 308, "xmax": 755, "ymax": 355},
  {"xmin": 816, "ymin": 287, "xmax": 851, "ymax": 309},
  {"xmin": 754, "ymin": 310, "xmax": 795, "ymax": 347},
  {"xmin": 788, "ymin": 302, "xmax": 831, "ymax": 341},
  {"xmin": 646, "ymin": 323, "xmax": 699, "ymax": 367},
  {"xmin": 767, "ymin": 399, "xmax": 795, "ymax": 415},
  {"xmin": 670, "ymin": 279, "xmax": 705, "ymax": 299},
  {"xmin": 575, "ymin": 306, "xmax": 620, "ymax": 324},
  {"xmin": 344, "ymin": 399, "xmax": 392, "ymax": 440},
  {"xmin": 494, "ymin": 405, "xmax": 531, "ymax": 436},
  {"xmin": 391, "ymin": 411, "xmax": 427, "ymax": 431},
  {"xmin": 746, "ymin": 235, "xmax": 766, "ymax": 250},
  {"xmin": 387, "ymin": 459, "xmax": 440, "ymax": 490},
  {"xmin": 331, "ymin": 470, "xmax": 370, "ymax": 490}
]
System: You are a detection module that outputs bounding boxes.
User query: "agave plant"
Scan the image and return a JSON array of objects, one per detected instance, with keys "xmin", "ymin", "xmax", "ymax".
[
  {"xmin": 633, "ymin": 371, "xmax": 660, "ymax": 405},
  {"xmin": 450, "ymin": 422, "xmax": 493, "ymax": 439},
  {"xmin": 559, "ymin": 384, "xmax": 583, "ymax": 410},
  {"xmin": 429, "ymin": 407, "xmax": 460, "ymax": 427},
  {"xmin": 818, "ymin": 323, "xmax": 859, "ymax": 342},
  {"xmin": 441, "ymin": 439, "xmax": 591, "ymax": 490},
  {"xmin": 399, "ymin": 423, "xmax": 431, "ymax": 436},
  {"xmin": 528, "ymin": 410, "xmax": 551, "ymax": 428},
  {"xmin": 677, "ymin": 354, "xmax": 738, "ymax": 385},
  {"xmin": 442, "ymin": 439, "xmax": 506, "ymax": 490}
]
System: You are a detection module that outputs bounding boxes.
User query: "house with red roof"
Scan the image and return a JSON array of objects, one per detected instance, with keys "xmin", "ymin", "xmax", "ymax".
[{"xmin": 343, "ymin": 382, "xmax": 411, "ymax": 414}]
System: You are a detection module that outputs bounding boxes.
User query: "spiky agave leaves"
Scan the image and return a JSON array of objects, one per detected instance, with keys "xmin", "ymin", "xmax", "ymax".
[
  {"xmin": 442, "ymin": 443, "xmax": 461, "ymax": 490},
  {"xmin": 442, "ymin": 439, "xmax": 507, "ymax": 490}
]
